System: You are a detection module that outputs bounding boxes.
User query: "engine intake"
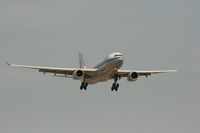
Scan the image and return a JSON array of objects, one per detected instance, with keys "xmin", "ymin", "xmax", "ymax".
[
  {"xmin": 73, "ymin": 70, "xmax": 84, "ymax": 79},
  {"xmin": 127, "ymin": 72, "xmax": 138, "ymax": 82}
]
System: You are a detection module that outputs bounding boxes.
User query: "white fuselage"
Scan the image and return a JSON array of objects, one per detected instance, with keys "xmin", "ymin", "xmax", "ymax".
[{"xmin": 85, "ymin": 53, "xmax": 124, "ymax": 84}]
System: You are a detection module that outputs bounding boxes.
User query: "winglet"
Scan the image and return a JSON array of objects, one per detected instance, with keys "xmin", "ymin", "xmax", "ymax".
[{"xmin": 5, "ymin": 61, "xmax": 11, "ymax": 66}]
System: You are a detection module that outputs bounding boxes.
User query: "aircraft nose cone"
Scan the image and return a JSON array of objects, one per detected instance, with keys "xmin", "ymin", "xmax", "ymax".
[{"xmin": 116, "ymin": 57, "xmax": 124, "ymax": 68}]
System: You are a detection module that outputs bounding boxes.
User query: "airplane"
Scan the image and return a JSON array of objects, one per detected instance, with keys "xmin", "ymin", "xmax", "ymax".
[{"xmin": 6, "ymin": 52, "xmax": 177, "ymax": 91}]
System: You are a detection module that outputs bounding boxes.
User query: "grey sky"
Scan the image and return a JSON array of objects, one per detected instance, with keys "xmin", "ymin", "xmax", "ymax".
[{"xmin": 0, "ymin": 0, "xmax": 200, "ymax": 133}]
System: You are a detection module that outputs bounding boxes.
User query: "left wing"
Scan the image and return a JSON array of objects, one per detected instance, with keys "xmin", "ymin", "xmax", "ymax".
[
  {"xmin": 6, "ymin": 62, "xmax": 97, "ymax": 78},
  {"xmin": 118, "ymin": 69, "xmax": 177, "ymax": 78}
]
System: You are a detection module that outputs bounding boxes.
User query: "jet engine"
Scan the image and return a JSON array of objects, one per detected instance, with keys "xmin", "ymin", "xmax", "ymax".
[
  {"xmin": 127, "ymin": 72, "xmax": 138, "ymax": 82},
  {"xmin": 73, "ymin": 70, "xmax": 84, "ymax": 79}
]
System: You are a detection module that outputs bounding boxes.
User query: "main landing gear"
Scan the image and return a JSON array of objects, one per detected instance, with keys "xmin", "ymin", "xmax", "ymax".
[
  {"xmin": 111, "ymin": 75, "xmax": 120, "ymax": 91},
  {"xmin": 80, "ymin": 75, "xmax": 120, "ymax": 91},
  {"xmin": 80, "ymin": 81, "xmax": 88, "ymax": 90}
]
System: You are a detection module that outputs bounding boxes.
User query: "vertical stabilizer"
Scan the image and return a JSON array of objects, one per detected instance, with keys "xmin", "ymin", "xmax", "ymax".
[{"xmin": 79, "ymin": 52, "xmax": 86, "ymax": 69}]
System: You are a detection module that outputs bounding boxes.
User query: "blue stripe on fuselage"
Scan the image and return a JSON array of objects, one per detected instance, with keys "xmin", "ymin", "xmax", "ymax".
[{"xmin": 93, "ymin": 56, "xmax": 123, "ymax": 69}]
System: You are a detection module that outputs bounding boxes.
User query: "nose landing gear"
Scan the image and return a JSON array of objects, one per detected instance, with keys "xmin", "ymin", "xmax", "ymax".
[{"xmin": 111, "ymin": 74, "xmax": 120, "ymax": 91}]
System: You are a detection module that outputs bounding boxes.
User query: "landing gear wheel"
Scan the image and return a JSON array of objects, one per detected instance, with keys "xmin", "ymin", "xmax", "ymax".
[
  {"xmin": 116, "ymin": 83, "xmax": 119, "ymax": 88},
  {"xmin": 83, "ymin": 85, "xmax": 87, "ymax": 90},
  {"xmin": 111, "ymin": 87, "xmax": 114, "ymax": 91},
  {"xmin": 80, "ymin": 81, "xmax": 88, "ymax": 90},
  {"xmin": 114, "ymin": 84, "xmax": 119, "ymax": 91},
  {"xmin": 111, "ymin": 83, "xmax": 119, "ymax": 91},
  {"xmin": 111, "ymin": 73, "xmax": 120, "ymax": 91}
]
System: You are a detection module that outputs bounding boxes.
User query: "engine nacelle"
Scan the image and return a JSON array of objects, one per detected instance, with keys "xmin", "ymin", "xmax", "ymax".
[
  {"xmin": 127, "ymin": 72, "xmax": 138, "ymax": 82},
  {"xmin": 73, "ymin": 70, "xmax": 84, "ymax": 79}
]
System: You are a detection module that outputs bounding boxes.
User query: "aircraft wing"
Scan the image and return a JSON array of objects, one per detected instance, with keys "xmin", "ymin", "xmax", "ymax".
[
  {"xmin": 6, "ymin": 62, "xmax": 97, "ymax": 78},
  {"xmin": 118, "ymin": 69, "xmax": 177, "ymax": 77}
]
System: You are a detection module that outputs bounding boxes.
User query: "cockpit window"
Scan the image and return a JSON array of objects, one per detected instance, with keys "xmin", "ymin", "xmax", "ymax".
[{"xmin": 114, "ymin": 54, "xmax": 122, "ymax": 57}]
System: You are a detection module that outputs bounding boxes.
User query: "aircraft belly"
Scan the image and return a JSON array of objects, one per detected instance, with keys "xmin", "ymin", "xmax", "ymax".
[
  {"xmin": 86, "ymin": 68, "xmax": 115, "ymax": 84},
  {"xmin": 86, "ymin": 57, "xmax": 123, "ymax": 85},
  {"xmin": 86, "ymin": 73, "xmax": 110, "ymax": 84}
]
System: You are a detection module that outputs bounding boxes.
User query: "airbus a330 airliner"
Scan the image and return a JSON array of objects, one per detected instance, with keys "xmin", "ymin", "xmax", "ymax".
[{"xmin": 6, "ymin": 52, "xmax": 176, "ymax": 91}]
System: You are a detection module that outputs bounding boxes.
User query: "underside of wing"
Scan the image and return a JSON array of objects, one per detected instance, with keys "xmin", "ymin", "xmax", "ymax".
[
  {"xmin": 7, "ymin": 63, "xmax": 97, "ymax": 78},
  {"xmin": 136, "ymin": 69, "xmax": 177, "ymax": 76},
  {"xmin": 118, "ymin": 69, "xmax": 177, "ymax": 77}
]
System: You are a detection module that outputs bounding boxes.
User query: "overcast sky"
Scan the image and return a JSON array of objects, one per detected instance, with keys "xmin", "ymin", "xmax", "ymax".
[{"xmin": 0, "ymin": 0, "xmax": 200, "ymax": 133}]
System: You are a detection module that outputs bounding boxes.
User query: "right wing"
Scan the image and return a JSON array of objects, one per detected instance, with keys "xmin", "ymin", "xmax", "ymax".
[
  {"xmin": 6, "ymin": 62, "xmax": 97, "ymax": 78},
  {"xmin": 118, "ymin": 69, "xmax": 177, "ymax": 78}
]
